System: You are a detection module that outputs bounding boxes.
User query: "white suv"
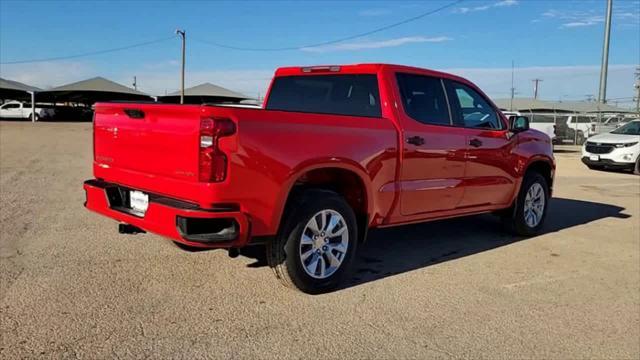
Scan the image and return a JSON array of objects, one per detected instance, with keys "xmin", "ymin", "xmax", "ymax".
[{"xmin": 582, "ymin": 120, "xmax": 640, "ymax": 174}]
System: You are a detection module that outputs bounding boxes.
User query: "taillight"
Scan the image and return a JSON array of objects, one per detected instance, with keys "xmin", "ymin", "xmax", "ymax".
[{"xmin": 199, "ymin": 117, "xmax": 236, "ymax": 182}]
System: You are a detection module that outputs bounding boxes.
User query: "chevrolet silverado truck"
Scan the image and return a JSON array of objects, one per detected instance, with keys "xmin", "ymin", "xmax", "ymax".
[{"xmin": 84, "ymin": 64, "xmax": 555, "ymax": 293}]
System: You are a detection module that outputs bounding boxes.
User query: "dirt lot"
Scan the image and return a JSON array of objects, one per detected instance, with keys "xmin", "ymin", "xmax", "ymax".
[{"xmin": 1, "ymin": 121, "xmax": 639, "ymax": 359}]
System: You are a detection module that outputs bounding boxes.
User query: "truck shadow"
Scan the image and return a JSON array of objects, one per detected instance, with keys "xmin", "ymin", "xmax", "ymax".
[{"xmin": 344, "ymin": 197, "xmax": 628, "ymax": 290}]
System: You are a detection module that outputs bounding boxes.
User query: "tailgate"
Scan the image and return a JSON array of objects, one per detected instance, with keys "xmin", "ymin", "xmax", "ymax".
[{"xmin": 94, "ymin": 103, "xmax": 203, "ymax": 191}]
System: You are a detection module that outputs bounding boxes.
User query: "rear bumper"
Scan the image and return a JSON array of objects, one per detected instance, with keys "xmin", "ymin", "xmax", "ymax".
[{"xmin": 83, "ymin": 179, "xmax": 250, "ymax": 248}]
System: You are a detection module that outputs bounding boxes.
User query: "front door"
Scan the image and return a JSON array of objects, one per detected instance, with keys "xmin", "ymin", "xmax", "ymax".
[
  {"xmin": 395, "ymin": 73, "xmax": 467, "ymax": 216},
  {"xmin": 445, "ymin": 80, "xmax": 516, "ymax": 208}
]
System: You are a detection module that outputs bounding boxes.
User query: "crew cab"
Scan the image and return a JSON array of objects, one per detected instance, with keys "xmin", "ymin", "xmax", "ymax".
[
  {"xmin": 84, "ymin": 64, "xmax": 555, "ymax": 293},
  {"xmin": 0, "ymin": 101, "xmax": 54, "ymax": 120}
]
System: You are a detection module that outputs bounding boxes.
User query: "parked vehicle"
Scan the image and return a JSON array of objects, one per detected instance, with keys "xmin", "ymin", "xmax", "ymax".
[
  {"xmin": 565, "ymin": 115, "xmax": 598, "ymax": 144},
  {"xmin": 594, "ymin": 115, "xmax": 631, "ymax": 135},
  {"xmin": 0, "ymin": 101, "xmax": 55, "ymax": 120},
  {"xmin": 502, "ymin": 111, "xmax": 557, "ymax": 143},
  {"xmin": 83, "ymin": 64, "xmax": 556, "ymax": 293},
  {"xmin": 582, "ymin": 120, "xmax": 640, "ymax": 174}
]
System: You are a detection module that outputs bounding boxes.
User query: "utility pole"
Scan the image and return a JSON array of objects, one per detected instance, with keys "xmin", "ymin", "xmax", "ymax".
[
  {"xmin": 634, "ymin": 66, "xmax": 640, "ymax": 113},
  {"xmin": 510, "ymin": 60, "xmax": 515, "ymax": 111},
  {"xmin": 132, "ymin": 76, "xmax": 137, "ymax": 91},
  {"xmin": 176, "ymin": 29, "xmax": 186, "ymax": 104},
  {"xmin": 532, "ymin": 79, "xmax": 543, "ymax": 99},
  {"xmin": 598, "ymin": 0, "xmax": 613, "ymax": 104}
]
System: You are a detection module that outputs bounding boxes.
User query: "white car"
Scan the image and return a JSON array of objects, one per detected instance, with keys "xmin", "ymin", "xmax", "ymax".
[
  {"xmin": 566, "ymin": 115, "xmax": 597, "ymax": 144},
  {"xmin": 0, "ymin": 101, "xmax": 54, "ymax": 120},
  {"xmin": 582, "ymin": 120, "xmax": 640, "ymax": 174}
]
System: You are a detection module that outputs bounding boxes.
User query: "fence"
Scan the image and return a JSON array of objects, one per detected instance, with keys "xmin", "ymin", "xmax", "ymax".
[{"xmin": 523, "ymin": 111, "xmax": 637, "ymax": 145}]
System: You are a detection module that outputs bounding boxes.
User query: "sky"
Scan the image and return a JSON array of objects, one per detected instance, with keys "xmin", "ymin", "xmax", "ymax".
[{"xmin": 0, "ymin": 0, "xmax": 638, "ymax": 106}]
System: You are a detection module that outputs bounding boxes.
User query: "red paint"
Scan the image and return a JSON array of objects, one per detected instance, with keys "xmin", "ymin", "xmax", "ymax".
[{"xmin": 84, "ymin": 63, "xmax": 555, "ymax": 247}]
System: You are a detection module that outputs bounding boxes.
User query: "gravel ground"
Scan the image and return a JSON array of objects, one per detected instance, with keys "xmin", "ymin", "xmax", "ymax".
[{"xmin": 1, "ymin": 121, "xmax": 639, "ymax": 359}]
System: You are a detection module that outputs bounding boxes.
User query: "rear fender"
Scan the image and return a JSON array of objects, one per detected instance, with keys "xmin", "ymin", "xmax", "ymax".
[{"xmin": 271, "ymin": 158, "xmax": 374, "ymax": 235}]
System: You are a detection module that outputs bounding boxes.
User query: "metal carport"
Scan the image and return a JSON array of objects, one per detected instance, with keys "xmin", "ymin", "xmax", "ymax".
[
  {"xmin": 157, "ymin": 83, "xmax": 249, "ymax": 104},
  {"xmin": 0, "ymin": 78, "xmax": 42, "ymax": 122},
  {"xmin": 36, "ymin": 77, "xmax": 153, "ymax": 104}
]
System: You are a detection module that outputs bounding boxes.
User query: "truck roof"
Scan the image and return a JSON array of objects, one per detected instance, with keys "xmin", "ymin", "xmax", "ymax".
[{"xmin": 274, "ymin": 63, "xmax": 470, "ymax": 83}]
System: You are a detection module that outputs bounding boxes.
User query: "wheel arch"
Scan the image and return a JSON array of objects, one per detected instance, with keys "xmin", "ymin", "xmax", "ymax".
[
  {"xmin": 523, "ymin": 157, "xmax": 554, "ymax": 196},
  {"xmin": 273, "ymin": 161, "xmax": 374, "ymax": 244}
]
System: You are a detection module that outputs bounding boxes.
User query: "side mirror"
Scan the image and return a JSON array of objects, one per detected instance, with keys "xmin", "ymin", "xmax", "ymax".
[{"xmin": 509, "ymin": 115, "xmax": 530, "ymax": 133}]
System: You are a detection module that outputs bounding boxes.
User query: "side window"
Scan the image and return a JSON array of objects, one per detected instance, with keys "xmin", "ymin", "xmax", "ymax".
[
  {"xmin": 448, "ymin": 81, "xmax": 502, "ymax": 129},
  {"xmin": 396, "ymin": 73, "xmax": 451, "ymax": 126},
  {"xmin": 2, "ymin": 104, "xmax": 19, "ymax": 109}
]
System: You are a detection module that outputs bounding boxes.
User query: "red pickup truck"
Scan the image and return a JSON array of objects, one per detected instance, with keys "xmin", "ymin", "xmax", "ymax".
[{"xmin": 84, "ymin": 64, "xmax": 554, "ymax": 293}]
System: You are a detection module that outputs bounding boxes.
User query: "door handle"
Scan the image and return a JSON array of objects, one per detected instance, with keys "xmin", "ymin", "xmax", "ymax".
[
  {"xmin": 469, "ymin": 138, "xmax": 483, "ymax": 147},
  {"xmin": 406, "ymin": 136, "xmax": 425, "ymax": 146}
]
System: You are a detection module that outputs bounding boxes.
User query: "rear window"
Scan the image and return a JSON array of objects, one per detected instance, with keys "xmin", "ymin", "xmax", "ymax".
[{"xmin": 266, "ymin": 74, "xmax": 381, "ymax": 118}]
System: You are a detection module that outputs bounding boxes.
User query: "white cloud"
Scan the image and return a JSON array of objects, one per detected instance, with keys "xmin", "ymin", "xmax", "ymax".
[
  {"xmin": 561, "ymin": 21, "xmax": 600, "ymax": 28},
  {"xmin": 300, "ymin": 36, "xmax": 451, "ymax": 53},
  {"xmin": 117, "ymin": 69, "xmax": 274, "ymax": 98},
  {"xmin": 0, "ymin": 61, "xmax": 95, "ymax": 89},
  {"xmin": 441, "ymin": 64, "xmax": 637, "ymax": 104},
  {"xmin": 539, "ymin": 5, "xmax": 638, "ymax": 29},
  {"xmin": 2, "ymin": 61, "xmax": 636, "ymax": 107},
  {"xmin": 494, "ymin": 0, "xmax": 518, "ymax": 7},
  {"xmin": 454, "ymin": 0, "xmax": 518, "ymax": 14}
]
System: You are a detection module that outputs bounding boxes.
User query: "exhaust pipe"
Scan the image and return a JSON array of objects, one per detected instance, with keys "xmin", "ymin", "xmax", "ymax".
[{"xmin": 118, "ymin": 223, "xmax": 145, "ymax": 235}]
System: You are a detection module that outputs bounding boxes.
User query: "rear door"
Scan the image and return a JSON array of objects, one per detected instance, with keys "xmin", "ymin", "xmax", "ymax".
[
  {"xmin": 395, "ymin": 73, "xmax": 466, "ymax": 216},
  {"xmin": 445, "ymin": 80, "xmax": 516, "ymax": 208}
]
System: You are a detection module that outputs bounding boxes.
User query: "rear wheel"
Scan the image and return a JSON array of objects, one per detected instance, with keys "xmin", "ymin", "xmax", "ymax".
[
  {"xmin": 634, "ymin": 156, "xmax": 640, "ymax": 175},
  {"xmin": 505, "ymin": 172, "xmax": 549, "ymax": 236},
  {"xmin": 267, "ymin": 190, "xmax": 357, "ymax": 294}
]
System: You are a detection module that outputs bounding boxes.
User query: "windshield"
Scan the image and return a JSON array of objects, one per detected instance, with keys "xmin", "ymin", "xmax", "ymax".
[{"xmin": 611, "ymin": 121, "xmax": 640, "ymax": 135}]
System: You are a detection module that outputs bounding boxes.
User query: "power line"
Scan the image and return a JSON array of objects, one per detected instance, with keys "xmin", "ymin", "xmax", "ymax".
[
  {"xmin": 0, "ymin": 36, "xmax": 175, "ymax": 65},
  {"xmin": 192, "ymin": 0, "xmax": 464, "ymax": 51}
]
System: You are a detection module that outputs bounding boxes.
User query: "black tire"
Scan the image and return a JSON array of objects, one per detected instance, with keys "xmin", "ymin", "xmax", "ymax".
[
  {"xmin": 506, "ymin": 172, "xmax": 549, "ymax": 236},
  {"xmin": 634, "ymin": 156, "xmax": 640, "ymax": 175},
  {"xmin": 26, "ymin": 113, "xmax": 39, "ymax": 121},
  {"xmin": 267, "ymin": 189, "xmax": 358, "ymax": 294},
  {"xmin": 576, "ymin": 131, "xmax": 585, "ymax": 145}
]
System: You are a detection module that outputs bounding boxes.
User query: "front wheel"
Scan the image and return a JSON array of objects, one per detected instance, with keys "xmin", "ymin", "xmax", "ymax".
[
  {"xmin": 506, "ymin": 172, "xmax": 549, "ymax": 236},
  {"xmin": 267, "ymin": 190, "xmax": 357, "ymax": 294},
  {"xmin": 634, "ymin": 156, "xmax": 640, "ymax": 175}
]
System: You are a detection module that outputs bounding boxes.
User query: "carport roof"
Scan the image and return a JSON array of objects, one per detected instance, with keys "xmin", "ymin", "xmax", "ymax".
[
  {"xmin": 494, "ymin": 98, "xmax": 635, "ymax": 113},
  {"xmin": 44, "ymin": 77, "xmax": 149, "ymax": 95},
  {"xmin": 36, "ymin": 77, "xmax": 153, "ymax": 103},
  {"xmin": 0, "ymin": 78, "xmax": 41, "ymax": 92},
  {"xmin": 164, "ymin": 83, "xmax": 249, "ymax": 99},
  {"xmin": 0, "ymin": 78, "xmax": 41, "ymax": 101}
]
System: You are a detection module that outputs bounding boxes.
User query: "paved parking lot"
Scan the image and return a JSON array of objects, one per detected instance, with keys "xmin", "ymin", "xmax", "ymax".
[{"xmin": 1, "ymin": 121, "xmax": 639, "ymax": 359}]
